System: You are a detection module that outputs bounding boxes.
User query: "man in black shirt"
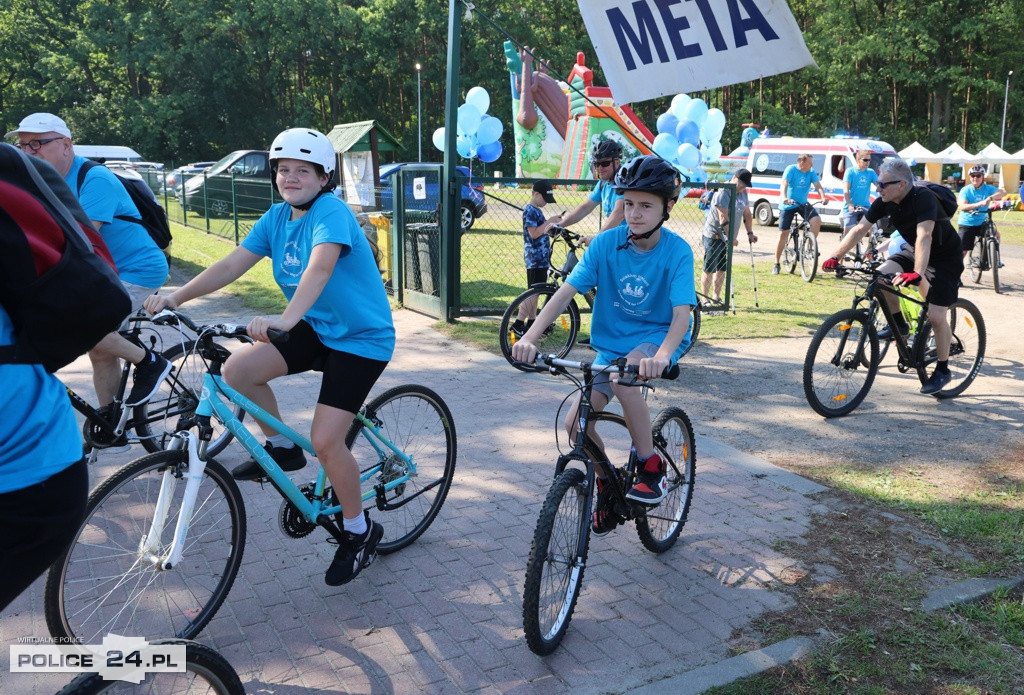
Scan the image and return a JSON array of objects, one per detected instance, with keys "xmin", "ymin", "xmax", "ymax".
[{"xmin": 822, "ymin": 158, "xmax": 963, "ymax": 395}]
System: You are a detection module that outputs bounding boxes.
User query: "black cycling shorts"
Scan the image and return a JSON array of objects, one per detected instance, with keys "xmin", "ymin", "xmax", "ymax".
[
  {"xmin": 957, "ymin": 224, "xmax": 985, "ymax": 252},
  {"xmin": 882, "ymin": 251, "xmax": 963, "ymax": 308},
  {"xmin": 271, "ymin": 320, "xmax": 388, "ymax": 414}
]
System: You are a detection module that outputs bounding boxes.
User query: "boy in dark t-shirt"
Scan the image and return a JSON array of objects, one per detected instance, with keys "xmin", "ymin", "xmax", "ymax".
[{"xmin": 510, "ymin": 180, "xmax": 564, "ymax": 336}]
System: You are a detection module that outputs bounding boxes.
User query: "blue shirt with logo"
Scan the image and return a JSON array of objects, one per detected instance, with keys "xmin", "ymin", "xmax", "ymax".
[
  {"xmin": 522, "ymin": 204, "xmax": 551, "ymax": 269},
  {"xmin": 68, "ymin": 155, "xmax": 168, "ymax": 288},
  {"xmin": 567, "ymin": 224, "xmax": 696, "ymax": 361},
  {"xmin": 242, "ymin": 195, "xmax": 395, "ymax": 361},
  {"xmin": 588, "ymin": 179, "xmax": 623, "ymax": 218},
  {"xmin": 957, "ymin": 183, "xmax": 997, "ymax": 227},
  {"xmin": 842, "ymin": 166, "xmax": 878, "ymax": 214},
  {"xmin": 0, "ymin": 306, "xmax": 81, "ymax": 494},
  {"xmin": 780, "ymin": 165, "xmax": 820, "ymax": 210}
]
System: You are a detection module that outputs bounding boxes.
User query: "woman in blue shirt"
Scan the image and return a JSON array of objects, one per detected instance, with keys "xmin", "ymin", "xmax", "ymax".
[{"xmin": 145, "ymin": 128, "xmax": 395, "ymax": 587}]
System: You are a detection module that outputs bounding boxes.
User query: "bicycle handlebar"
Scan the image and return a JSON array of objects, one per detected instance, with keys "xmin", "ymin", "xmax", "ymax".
[
  {"xmin": 528, "ymin": 353, "xmax": 680, "ymax": 381},
  {"xmin": 151, "ymin": 309, "xmax": 289, "ymax": 342}
]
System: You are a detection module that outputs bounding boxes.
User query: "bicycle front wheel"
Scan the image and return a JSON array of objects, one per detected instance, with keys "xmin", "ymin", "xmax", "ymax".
[
  {"xmin": 44, "ymin": 451, "xmax": 246, "ymax": 644},
  {"xmin": 969, "ymin": 242, "xmax": 985, "ymax": 283},
  {"xmin": 499, "ymin": 286, "xmax": 580, "ymax": 370},
  {"xmin": 55, "ymin": 638, "xmax": 244, "ymax": 695},
  {"xmin": 799, "ymin": 231, "xmax": 818, "ymax": 282},
  {"xmin": 348, "ymin": 384, "xmax": 457, "ymax": 554},
  {"xmin": 990, "ymin": 239, "xmax": 1000, "ymax": 294},
  {"xmin": 522, "ymin": 467, "xmax": 589, "ymax": 656},
  {"xmin": 803, "ymin": 309, "xmax": 879, "ymax": 417},
  {"xmin": 637, "ymin": 407, "xmax": 696, "ymax": 553},
  {"xmin": 781, "ymin": 233, "xmax": 798, "ymax": 274},
  {"xmin": 135, "ymin": 340, "xmax": 244, "ymax": 457},
  {"xmin": 913, "ymin": 299, "xmax": 986, "ymax": 398}
]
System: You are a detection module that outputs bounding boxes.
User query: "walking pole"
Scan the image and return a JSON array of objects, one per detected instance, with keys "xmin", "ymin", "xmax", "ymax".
[{"xmin": 748, "ymin": 236, "xmax": 760, "ymax": 308}]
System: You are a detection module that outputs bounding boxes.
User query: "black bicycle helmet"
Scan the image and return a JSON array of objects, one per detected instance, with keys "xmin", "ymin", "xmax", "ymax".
[
  {"xmin": 613, "ymin": 155, "xmax": 682, "ymax": 202},
  {"xmin": 591, "ymin": 139, "xmax": 623, "ymax": 162}
]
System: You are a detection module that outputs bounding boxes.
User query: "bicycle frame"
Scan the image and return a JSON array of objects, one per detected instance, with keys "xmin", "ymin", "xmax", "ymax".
[{"xmin": 846, "ymin": 274, "xmax": 928, "ymax": 367}]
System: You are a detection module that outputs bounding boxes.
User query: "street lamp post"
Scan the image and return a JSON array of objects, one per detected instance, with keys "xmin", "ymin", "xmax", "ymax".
[
  {"xmin": 416, "ymin": 63, "xmax": 422, "ymax": 162},
  {"xmin": 1001, "ymin": 70, "xmax": 1013, "ymax": 150}
]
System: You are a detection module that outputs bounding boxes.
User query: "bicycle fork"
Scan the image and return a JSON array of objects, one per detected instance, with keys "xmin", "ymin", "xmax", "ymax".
[{"xmin": 141, "ymin": 432, "xmax": 208, "ymax": 570}]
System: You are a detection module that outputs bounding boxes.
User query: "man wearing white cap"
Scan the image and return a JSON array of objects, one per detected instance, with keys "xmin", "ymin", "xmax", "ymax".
[{"xmin": 7, "ymin": 113, "xmax": 171, "ymax": 444}]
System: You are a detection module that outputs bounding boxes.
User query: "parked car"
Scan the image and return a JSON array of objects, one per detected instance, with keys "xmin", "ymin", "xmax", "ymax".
[
  {"xmin": 163, "ymin": 161, "xmax": 216, "ymax": 198},
  {"xmin": 378, "ymin": 163, "xmax": 487, "ymax": 230},
  {"xmin": 182, "ymin": 150, "xmax": 272, "ymax": 217}
]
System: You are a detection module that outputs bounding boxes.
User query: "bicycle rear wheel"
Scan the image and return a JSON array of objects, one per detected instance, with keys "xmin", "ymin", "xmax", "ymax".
[
  {"xmin": 912, "ymin": 298, "xmax": 985, "ymax": 398},
  {"xmin": 781, "ymin": 232, "xmax": 798, "ymax": 274},
  {"xmin": 347, "ymin": 385, "xmax": 456, "ymax": 554},
  {"xmin": 135, "ymin": 340, "xmax": 244, "ymax": 457},
  {"xmin": 681, "ymin": 301, "xmax": 701, "ymax": 357},
  {"xmin": 803, "ymin": 309, "xmax": 879, "ymax": 417},
  {"xmin": 522, "ymin": 467, "xmax": 589, "ymax": 656},
  {"xmin": 969, "ymin": 243, "xmax": 984, "ymax": 283},
  {"xmin": 799, "ymin": 231, "xmax": 818, "ymax": 282},
  {"xmin": 499, "ymin": 286, "xmax": 580, "ymax": 370},
  {"xmin": 55, "ymin": 639, "xmax": 244, "ymax": 694},
  {"xmin": 44, "ymin": 451, "xmax": 246, "ymax": 645},
  {"xmin": 990, "ymin": 239, "xmax": 1000, "ymax": 294},
  {"xmin": 637, "ymin": 407, "xmax": 696, "ymax": 553}
]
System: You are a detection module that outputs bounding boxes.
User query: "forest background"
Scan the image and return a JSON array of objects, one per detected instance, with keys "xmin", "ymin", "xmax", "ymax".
[{"xmin": 2, "ymin": 0, "xmax": 1022, "ymax": 168}]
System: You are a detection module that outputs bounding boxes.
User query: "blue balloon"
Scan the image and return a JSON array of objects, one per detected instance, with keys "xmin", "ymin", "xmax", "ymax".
[
  {"xmin": 677, "ymin": 143, "xmax": 700, "ymax": 169},
  {"xmin": 478, "ymin": 140, "xmax": 502, "ymax": 163},
  {"xmin": 675, "ymin": 119, "xmax": 700, "ymax": 147},
  {"xmin": 457, "ymin": 103, "xmax": 482, "ymax": 136},
  {"xmin": 653, "ymin": 132, "xmax": 679, "ymax": 161},
  {"xmin": 682, "ymin": 98, "xmax": 709, "ymax": 127},
  {"xmin": 656, "ymin": 112, "xmax": 679, "ymax": 136},
  {"xmin": 456, "ymin": 134, "xmax": 473, "ymax": 158},
  {"xmin": 465, "ymin": 86, "xmax": 490, "ymax": 115},
  {"xmin": 476, "ymin": 116, "xmax": 503, "ymax": 145}
]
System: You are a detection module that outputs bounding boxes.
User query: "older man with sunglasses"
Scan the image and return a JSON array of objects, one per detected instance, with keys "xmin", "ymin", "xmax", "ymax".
[
  {"xmin": 559, "ymin": 139, "xmax": 627, "ymax": 244},
  {"xmin": 822, "ymin": 158, "xmax": 963, "ymax": 396}
]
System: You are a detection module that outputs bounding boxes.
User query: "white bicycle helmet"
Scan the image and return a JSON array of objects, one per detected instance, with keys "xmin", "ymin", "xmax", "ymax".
[{"xmin": 269, "ymin": 128, "xmax": 336, "ymax": 176}]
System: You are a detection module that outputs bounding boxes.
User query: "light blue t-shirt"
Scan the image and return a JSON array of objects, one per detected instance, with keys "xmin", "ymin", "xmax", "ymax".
[
  {"xmin": 588, "ymin": 179, "xmax": 623, "ymax": 218},
  {"xmin": 780, "ymin": 165, "xmax": 820, "ymax": 210},
  {"xmin": 0, "ymin": 306, "xmax": 81, "ymax": 494},
  {"xmin": 957, "ymin": 182, "xmax": 997, "ymax": 227},
  {"xmin": 68, "ymin": 156, "xmax": 168, "ymax": 288},
  {"xmin": 842, "ymin": 166, "xmax": 878, "ymax": 214},
  {"xmin": 242, "ymin": 195, "xmax": 395, "ymax": 362},
  {"xmin": 567, "ymin": 224, "xmax": 697, "ymax": 360}
]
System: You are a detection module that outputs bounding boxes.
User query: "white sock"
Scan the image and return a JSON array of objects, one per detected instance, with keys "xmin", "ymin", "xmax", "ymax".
[
  {"xmin": 344, "ymin": 512, "xmax": 368, "ymax": 536},
  {"xmin": 266, "ymin": 434, "xmax": 291, "ymax": 449}
]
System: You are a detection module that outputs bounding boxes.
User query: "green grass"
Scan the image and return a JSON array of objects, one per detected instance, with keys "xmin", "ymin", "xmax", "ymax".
[{"xmin": 996, "ymin": 209, "xmax": 1024, "ymax": 245}]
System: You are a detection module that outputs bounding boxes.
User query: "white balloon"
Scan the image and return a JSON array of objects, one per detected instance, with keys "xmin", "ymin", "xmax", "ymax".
[
  {"xmin": 670, "ymin": 93, "xmax": 692, "ymax": 119},
  {"xmin": 432, "ymin": 127, "xmax": 446, "ymax": 152},
  {"xmin": 465, "ymin": 86, "xmax": 491, "ymax": 115}
]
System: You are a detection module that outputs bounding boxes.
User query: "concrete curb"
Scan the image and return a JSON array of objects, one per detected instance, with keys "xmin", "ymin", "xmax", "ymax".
[
  {"xmin": 698, "ymin": 438, "xmax": 829, "ymax": 496},
  {"xmin": 921, "ymin": 575, "xmax": 1024, "ymax": 612}
]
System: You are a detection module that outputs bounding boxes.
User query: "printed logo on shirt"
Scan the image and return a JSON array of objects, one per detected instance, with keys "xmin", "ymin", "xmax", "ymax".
[
  {"xmin": 281, "ymin": 241, "xmax": 303, "ymax": 279},
  {"xmin": 617, "ymin": 272, "xmax": 652, "ymax": 316}
]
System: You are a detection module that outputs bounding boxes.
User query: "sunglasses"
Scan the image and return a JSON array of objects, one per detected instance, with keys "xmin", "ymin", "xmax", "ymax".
[
  {"xmin": 969, "ymin": 173, "xmax": 984, "ymax": 178},
  {"xmin": 857, "ymin": 157, "xmax": 871, "ymax": 162},
  {"xmin": 14, "ymin": 136, "xmax": 65, "ymax": 152},
  {"xmin": 876, "ymin": 179, "xmax": 902, "ymax": 190},
  {"xmin": 593, "ymin": 159, "xmax": 615, "ymax": 168}
]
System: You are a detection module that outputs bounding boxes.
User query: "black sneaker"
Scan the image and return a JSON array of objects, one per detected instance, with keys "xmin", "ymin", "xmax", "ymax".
[
  {"xmin": 920, "ymin": 370, "xmax": 951, "ymax": 396},
  {"xmin": 125, "ymin": 352, "xmax": 173, "ymax": 407},
  {"xmin": 876, "ymin": 320, "xmax": 909, "ymax": 341},
  {"xmin": 510, "ymin": 320, "xmax": 526, "ymax": 339},
  {"xmin": 591, "ymin": 474, "xmax": 621, "ymax": 536},
  {"xmin": 626, "ymin": 453, "xmax": 668, "ymax": 504},
  {"xmin": 771, "ymin": 264, "xmax": 781, "ymax": 275},
  {"xmin": 325, "ymin": 512, "xmax": 384, "ymax": 586},
  {"xmin": 231, "ymin": 442, "xmax": 307, "ymax": 481}
]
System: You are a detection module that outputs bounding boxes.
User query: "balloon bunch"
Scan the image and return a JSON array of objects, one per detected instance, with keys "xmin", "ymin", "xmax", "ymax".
[
  {"xmin": 432, "ymin": 86, "xmax": 504, "ymax": 163},
  {"xmin": 651, "ymin": 94, "xmax": 727, "ymax": 182}
]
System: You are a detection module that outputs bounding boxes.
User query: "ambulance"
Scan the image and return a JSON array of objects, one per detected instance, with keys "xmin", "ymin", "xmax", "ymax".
[{"xmin": 745, "ymin": 136, "xmax": 899, "ymax": 227}]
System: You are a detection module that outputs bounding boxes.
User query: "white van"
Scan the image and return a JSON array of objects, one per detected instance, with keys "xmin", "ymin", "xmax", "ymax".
[
  {"xmin": 746, "ymin": 136, "xmax": 898, "ymax": 227},
  {"xmin": 73, "ymin": 145, "xmax": 144, "ymax": 162}
]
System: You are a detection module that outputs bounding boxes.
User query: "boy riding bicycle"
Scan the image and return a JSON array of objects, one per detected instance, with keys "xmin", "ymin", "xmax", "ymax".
[{"xmin": 510, "ymin": 155, "xmax": 695, "ymax": 534}]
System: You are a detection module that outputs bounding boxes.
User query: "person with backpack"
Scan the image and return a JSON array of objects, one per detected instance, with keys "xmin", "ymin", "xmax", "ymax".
[
  {"xmin": 822, "ymin": 158, "xmax": 964, "ymax": 395},
  {"xmin": 0, "ymin": 144, "xmax": 127, "ymax": 610},
  {"xmin": 7, "ymin": 113, "xmax": 171, "ymax": 444},
  {"xmin": 701, "ymin": 168, "xmax": 757, "ymax": 304}
]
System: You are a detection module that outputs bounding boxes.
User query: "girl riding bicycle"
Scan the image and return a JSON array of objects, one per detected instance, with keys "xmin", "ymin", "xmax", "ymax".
[
  {"xmin": 510, "ymin": 155, "xmax": 696, "ymax": 533},
  {"xmin": 144, "ymin": 128, "xmax": 395, "ymax": 586}
]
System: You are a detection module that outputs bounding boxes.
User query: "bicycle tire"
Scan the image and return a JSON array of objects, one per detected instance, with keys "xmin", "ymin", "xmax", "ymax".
[
  {"xmin": 799, "ymin": 231, "xmax": 818, "ymax": 282},
  {"xmin": 990, "ymin": 239, "xmax": 1000, "ymax": 294},
  {"xmin": 135, "ymin": 340, "xmax": 244, "ymax": 457},
  {"xmin": 522, "ymin": 467, "xmax": 589, "ymax": 656},
  {"xmin": 55, "ymin": 638, "xmax": 244, "ymax": 694},
  {"xmin": 637, "ymin": 407, "xmax": 696, "ymax": 553},
  {"xmin": 781, "ymin": 231, "xmax": 798, "ymax": 274},
  {"xmin": 912, "ymin": 298, "xmax": 985, "ymax": 398},
  {"xmin": 681, "ymin": 301, "xmax": 701, "ymax": 357},
  {"xmin": 499, "ymin": 286, "xmax": 580, "ymax": 370},
  {"xmin": 803, "ymin": 309, "xmax": 879, "ymax": 418},
  {"xmin": 346, "ymin": 384, "xmax": 456, "ymax": 554},
  {"xmin": 969, "ymin": 242, "xmax": 984, "ymax": 284},
  {"xmin": 44, "ymin": 451, "xmax": 246, "ymax": 645}
]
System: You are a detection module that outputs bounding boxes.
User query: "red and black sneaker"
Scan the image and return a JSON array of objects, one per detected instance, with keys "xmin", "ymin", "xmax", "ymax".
[
  {"xmin": 626, "ymin": 452, "xmax": 667, "ymax": 504},
  {"xmin": 591, "ymin": 475, "xmax": 620, "ymax": 536}
]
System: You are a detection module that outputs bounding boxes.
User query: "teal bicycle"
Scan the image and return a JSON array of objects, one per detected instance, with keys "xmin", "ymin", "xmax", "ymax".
[{"xmin": 45, "ymin": 310, "xmax": 457, "ymax": 645}]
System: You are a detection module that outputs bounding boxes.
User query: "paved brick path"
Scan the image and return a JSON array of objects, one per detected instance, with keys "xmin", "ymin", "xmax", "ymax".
[{"xmin": 0, "ymin": 272, "xmax": 827, "ymax": 694}]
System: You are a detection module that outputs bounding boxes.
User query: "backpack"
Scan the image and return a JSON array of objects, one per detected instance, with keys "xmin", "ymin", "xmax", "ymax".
[
  {"xmin": 0, "ymin": 144, "xmax": 131, "ymax": 373},
  {"xmin": 698, "ymin": 189, "xmax": 714, "ymax": 211},
  {"xmin": 77, "ymin": 159, "xmax": 172, "ymax": 249},
  {"xmin": 914, "ymin": 180, "xmax": 958, "ymax": 219}
]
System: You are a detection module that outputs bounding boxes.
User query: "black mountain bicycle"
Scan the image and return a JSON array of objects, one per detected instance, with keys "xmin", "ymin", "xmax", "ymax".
[
  {"xmin": 967, "ymin": 210, "xmax": 1002, "ymax": 293},
  {"xmin": 803, "ymin": 262, "xmax": 986, "ymax": 417}
]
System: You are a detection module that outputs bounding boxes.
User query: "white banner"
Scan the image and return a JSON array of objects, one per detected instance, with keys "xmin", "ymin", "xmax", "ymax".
[{"xmin": 576, "ymin": 0, "xmax": 816, "ymax": 104}]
